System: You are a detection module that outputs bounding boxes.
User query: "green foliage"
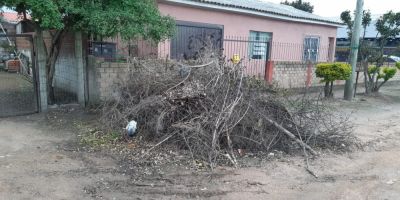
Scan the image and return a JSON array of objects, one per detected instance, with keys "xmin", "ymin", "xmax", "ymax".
[
  {"xmin": 340, "ymin": 9, "xmax": 372, "ymax": 39},
  {"xmin": 362, "ymin": 10, "xmax": 372, "ymax": 28},
  {"xmin": 381, "ymin": 67, "xmax": 397, "ymax": 81},
  {"xmin": 368, "ymin": 65, "xmax": 397, "ymax": 81},
  {"xmin": 80, "ymin": 130, "xmax": 122, "ymax": 148},
  {"xmin": 340, "ymin": 10, "xmax": 353, "ymax": 31},
  {"xmin": 376, "ymin": 11, "xmax": 400, "ymax": 41},
  {"xmin": 368, "ymin": 65, "xmax": 378, "ymax": 75},
  {"xmin": 2, "ymin": 0, "xmax": 175, "ymax": 41},
  {"xmin": 316, "ymin": 63, "xmax": 351, "ymax": 82},
  {"xmin": 396, "ymin": 62, "xmax": 400, "ymax": 70},
  {"xmin": 281, "ymin": 0, "xmax": 313, "ymax": 13}
]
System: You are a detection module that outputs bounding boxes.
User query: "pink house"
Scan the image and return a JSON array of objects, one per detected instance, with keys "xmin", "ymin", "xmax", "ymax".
[{"xmin": 154, "ymin": 0, "xmax": 342, "ymax": 78}]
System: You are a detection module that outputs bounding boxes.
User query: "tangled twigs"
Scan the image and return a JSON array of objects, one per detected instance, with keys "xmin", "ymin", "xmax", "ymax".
[
  {"xmin": 254, "ymin": 108, "xmax": 318, "ymax": 156},
  {"xmin": 100, "ymin": 48, "xmax": 356, "ymax": 168}
]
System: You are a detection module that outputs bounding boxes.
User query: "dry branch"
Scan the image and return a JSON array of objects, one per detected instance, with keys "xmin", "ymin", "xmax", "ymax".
[
  {"xmin": 100, "ymin": 43, "xmax": 355, "ymax": 167},
  {"xmin": 254, "ymin": 109, "xmax": 318, "ymax": 156}
]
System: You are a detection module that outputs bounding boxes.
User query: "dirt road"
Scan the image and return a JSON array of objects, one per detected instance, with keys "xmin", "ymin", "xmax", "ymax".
[{"xmin": 1, "ymin": 86, "xmax": 400, "ymax": 200}]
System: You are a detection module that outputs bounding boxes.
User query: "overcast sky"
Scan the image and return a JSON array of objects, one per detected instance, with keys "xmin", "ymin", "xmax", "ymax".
[{"xmin": 265, "ymin": 0, "xmax": 400, "ymax": 18}]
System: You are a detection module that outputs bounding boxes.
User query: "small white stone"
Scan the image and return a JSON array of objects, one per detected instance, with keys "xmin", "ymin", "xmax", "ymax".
[{"xmin": 268, "ymin": 153, "xmax": 275, "ymax": 157}]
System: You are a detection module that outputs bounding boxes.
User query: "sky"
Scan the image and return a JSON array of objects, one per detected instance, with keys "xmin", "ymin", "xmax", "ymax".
[{"xmin": 265, "ymin": 0, "xmax": 400, "ymax": 18}]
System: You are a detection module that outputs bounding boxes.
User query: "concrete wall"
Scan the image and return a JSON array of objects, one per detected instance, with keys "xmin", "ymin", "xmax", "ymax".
[
  {"xmin": 50, "ymin": 32, "xmax": 78, "ymax": 96},
  {"xmin": 34, "ymin": 31, "xmax": 85, "ymax": 107}
]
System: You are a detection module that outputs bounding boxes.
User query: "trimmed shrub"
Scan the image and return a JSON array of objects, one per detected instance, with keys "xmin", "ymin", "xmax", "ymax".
[
  {"xmin": 369, "ymin": 65, "xmax": 397, "ymax": 82},
  {"xmin": 316, "ymin": 63, "xmax": 351, "ymax": 97},
  {"xmin": 367, "ymin": 65, "xmax": 398, "ymax": 91}
]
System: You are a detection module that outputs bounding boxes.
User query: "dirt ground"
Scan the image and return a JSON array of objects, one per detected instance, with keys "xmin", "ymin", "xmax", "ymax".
[{"xmin": 1, "ymin": 86, "xmax": 400, "ymax": 200}]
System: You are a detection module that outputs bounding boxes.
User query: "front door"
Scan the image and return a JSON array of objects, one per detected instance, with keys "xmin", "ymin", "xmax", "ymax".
[{"xmin": 170, "ymin": 21, "xmax": 223, "ymax": 60}]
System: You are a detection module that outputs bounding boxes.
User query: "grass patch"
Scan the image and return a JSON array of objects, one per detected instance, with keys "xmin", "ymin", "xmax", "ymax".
[{"xmin": 79, "ymin": 128, "xmax": 122, "ymax": 148}]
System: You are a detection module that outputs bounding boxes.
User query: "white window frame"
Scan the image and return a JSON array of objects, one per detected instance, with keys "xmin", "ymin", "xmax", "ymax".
[
  {"xmin": 303, "ymin": 36, "xmax": 320, "ymax": 62},
  {"xmin": 249, "ymin": 31, "xmax": 272, "ymax": 60}
]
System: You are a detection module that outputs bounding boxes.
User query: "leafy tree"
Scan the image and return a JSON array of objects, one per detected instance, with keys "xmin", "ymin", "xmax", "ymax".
[
  {"xmin": 340, "ymin": 10, "xmax": 371, "ymax": 43},
  {"xmin": 340, "ymin": 10, "xmax": 375, "ymax": 94},
  {"xmin": 365, "ymin": 11, "xmax": 400, "ymax": 92},
  {"xmin": 0, "ymin": 0, "xmax": 175, "ymax": 103},
  {"xmin": 281, "ymin": 0, "xmax": 314, "ymax": 13},
  {"xmin": 316, "ymin": 63, "xmax": 351, "ymax": 98}
]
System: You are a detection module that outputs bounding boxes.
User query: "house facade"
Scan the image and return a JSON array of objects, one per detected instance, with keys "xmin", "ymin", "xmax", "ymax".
[{"xmin": 153, "ymin": 0, "xmax": 342, "ymax": 78}]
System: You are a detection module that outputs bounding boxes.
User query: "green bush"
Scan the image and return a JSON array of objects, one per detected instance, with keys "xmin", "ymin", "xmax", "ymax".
[
  {"xmin": 316, "ymin": 62, "xmax": 351, "ymax": 82},
  {"xmin": 381, "ymin": 67, "xmax": 397, "ymax": 81},
  {"xmin": 368, "ymin": 65, "xmax": 397, "ymax": 81},
  {"xmin": 396, "ymin": 62, "xmax": 400, "ymax": 70},
  {"xmin": 316, "ymin": 62, "xmax": 351, "ymax": 98},
  {"xmin": 368, "ymin": 65, "xmax": 378, "ymax": 75}
]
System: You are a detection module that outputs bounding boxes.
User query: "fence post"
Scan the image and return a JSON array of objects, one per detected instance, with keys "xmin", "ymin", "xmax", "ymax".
[{"xmin": 265, "ymin": 60, "xmax": 274, "ymax": 84}]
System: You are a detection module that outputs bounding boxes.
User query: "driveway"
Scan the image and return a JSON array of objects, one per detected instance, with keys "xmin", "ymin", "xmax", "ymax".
[{"xmin": 0, "ymin": 71, "xmax": 37, "ymax": 117}]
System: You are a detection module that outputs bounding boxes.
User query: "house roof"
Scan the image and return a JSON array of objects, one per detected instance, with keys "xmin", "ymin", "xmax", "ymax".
[
  {"xmin": 0, "ymin": 12, "xmax": 27, "ymax": 24},
  {"xmin": 162, "ymin": 0, "xmax": 343, "ymax": 27}
]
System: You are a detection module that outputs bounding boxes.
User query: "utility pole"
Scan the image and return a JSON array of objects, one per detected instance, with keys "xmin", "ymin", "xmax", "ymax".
[{"xmin": 344, "ymin": 0, "xmax": 364, "ymax": 100}]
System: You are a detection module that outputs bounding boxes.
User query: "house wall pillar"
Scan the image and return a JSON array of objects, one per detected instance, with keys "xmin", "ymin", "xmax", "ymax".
[
  {"xmin": 75, "ymin": 31, "xmax": 85, "ymax": 106},
  {"xmin": 306, "ymin": 61, "xmax": 313, "ymax": 87},
  {"xmin": 265, "ymin": 60, "xmax": 274, "ymax": 84}
]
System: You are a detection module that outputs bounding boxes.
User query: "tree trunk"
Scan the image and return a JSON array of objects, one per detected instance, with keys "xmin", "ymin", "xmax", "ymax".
[
  {"xmin": 45, "ymin": 29, "xmax": 65, "ymax": 104},
  {"xmin": 363, "ymin": 62, "xmax": 371, "ymax": 94},
  {"xmin": 324, "ymin": 82, "xmax": 330, "ymax": 98},
  {"xmin": 329, "ymin": 81, "xmax": 334, "ymax": 97},
  {"xmin": 372, "ymin": 73, "xmax": 380, "ymax": 92}
]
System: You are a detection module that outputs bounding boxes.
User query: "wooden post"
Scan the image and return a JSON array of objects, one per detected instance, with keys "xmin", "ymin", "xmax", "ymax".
[{"xmin": 354, "ymin": 71, "xmax": 360, "ymax": 97}]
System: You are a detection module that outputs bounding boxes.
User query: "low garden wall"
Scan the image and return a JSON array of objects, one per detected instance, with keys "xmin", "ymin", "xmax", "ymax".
[
  {"xmin": 87, "ymin": 56, "xmax": 129, "ymax": 104},
  {"xmin": 87, "ymin": 57, "xmax": 400, "ymax": 104},
  {"xmin": 268, "ymin": 61, "xmax": 400, "ymax": 89}
]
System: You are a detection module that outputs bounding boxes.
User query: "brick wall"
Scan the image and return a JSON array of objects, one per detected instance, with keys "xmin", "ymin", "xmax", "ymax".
[
  {"xmin": 270, "ymin": 61, "xmax": 400, "ymax": 89},
  {"xmin": 87, "ymin": 56, "xmax": 129, "ymax": 103},
  {"xmin": 88, "ymin": 59, "xmax": 400, "ymax": 103},
  {"xmin": 271, "ymin": 61, "xmax": 321, "ymax": 88}
]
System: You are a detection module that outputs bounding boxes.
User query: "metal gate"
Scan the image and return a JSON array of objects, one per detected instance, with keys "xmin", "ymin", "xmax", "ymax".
[
  {"xmin": 170, "ymin": 21, "xmax": 223, "ymax": 60},
  {"xmin": 0, "ymin": 34, "xmax": 39, "ymax": 117},
  {"xmin": 223, "ymin": 36, "xmax": 270, "ymax": 79}
]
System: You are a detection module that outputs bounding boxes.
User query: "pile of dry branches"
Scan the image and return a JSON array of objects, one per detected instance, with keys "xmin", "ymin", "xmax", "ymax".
[{"xmin": 100, "ymin": 53, "xmax": 355, "ymax": 167}]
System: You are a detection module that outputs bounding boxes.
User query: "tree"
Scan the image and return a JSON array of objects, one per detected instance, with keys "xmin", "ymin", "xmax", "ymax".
[
  {"xmin": 281, "ymin": 0, "xmax": 314, "ymax": 13},
  {"xmin": 1, "ymin": 0, "xmax": 175, "ymax": 103},
  {"xmin": 340, "ymin": 10, "xmax": 372, "ymax": 42},
  {"xmin": 340, "ymin": 9, "xmax": 372, "ymax": 94},
  {"xmin": 366, "ymin": 11, "xmax": 400, "ymax": 92}
]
